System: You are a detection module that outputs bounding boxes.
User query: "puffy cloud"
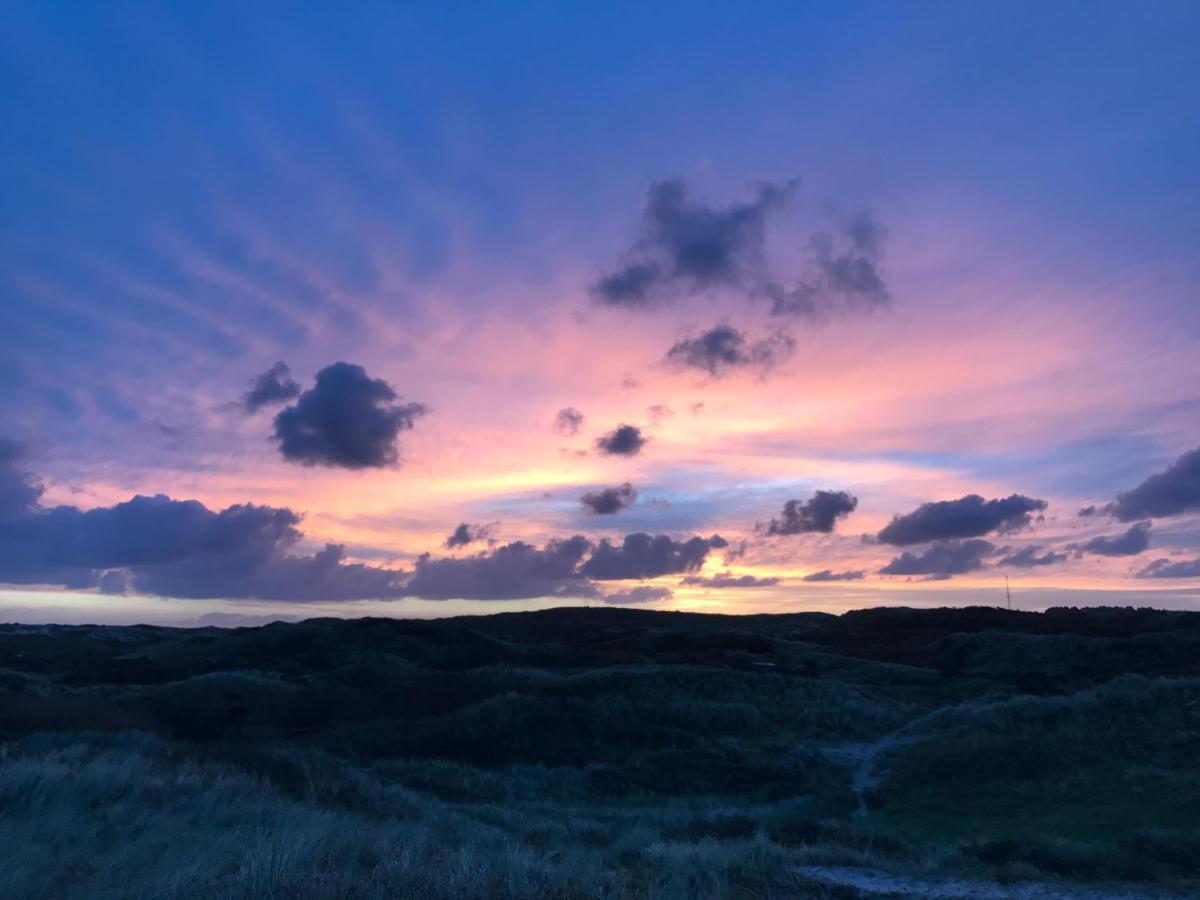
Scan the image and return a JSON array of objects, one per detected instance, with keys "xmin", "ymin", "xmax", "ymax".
[
  {"xmin": 665, "ymin": 324, "xmax": 795, "ymax": 377},
  {"xmin": 1111, "ymin": 447, "xmax": 1200, "ymax": 521},
  {"xmin": 765, "ymin": 491, "xmax": 858, "ymax": 536},
  {"xmin": 877, "ymin": 494, "xmax": 1047, "ymax": 546},
  {"xmin": 593, "ymin": 262, "xmax": 662, "ymax": 308},
  {"xmin": 596, "ymin": 424, "xmax": 647, "ymax": 457},
  {"xmin": 130, "ymin": 542, "xmax": 403, "ymax": 601},
  {"xmin": 581, "ymin": 482, "xmax": 637, "ymax": 515},
  {"xmin": 403, "ymin": 536, "xmax": 594, "ymax": 600},
  {"xmin": 681, "ymin": 572, "xmax": 780, "ymax": 588},
  {"xmin": 592, "ymin": 178, "xmax": 891, "ymax": 322},
  {"xmin": 802, "ymin": 569, "xmax": 865, "ymax": 582},
  {"xmin": 601, "ymin": 585, "xmax": 673, "ymax": 604},
  {"xmin": 273, "ymin": 362, "xmax": 428, "ymax": 469},
  {"xmin": 1072, "ymin": 521, "xmax": 1152, "ymax": 557},
  {"xmin": 593, "ymin": 177, "xmax": 797, "ymax": 307},
  {"xmin": 553, "ymin": 407, "xmax": 584, "ymax": 436},
  {"xmin": 814, "ymin": 213, "xmax": 888, "ymax": 307},
  {"xmin": 997, "ymin": 545, "xmax": 1068, "ymax": 568},
  {"xmin": 1077, "ymin": 505, "xmax": 1105, "ymax": 518},
  {"xmin": 879, "ymin": 539, "xmax": 994, "ymax": 580},
  {"xmin": 444, "ymin": 522, "xmax": 496, "ymax": 549},
  {"xmin": 1137, "ymin": 557, "xmax": 1200, "ymax": 579},
  {"xmin": 0, "ymin": 449, "xmax": 403, "ymax": 600},
  {"xmin": 242, "ymin": 361, "xmax": 300, "ymax": 413},
  {"xmin": 761, "ymin": 211, "xmax": 890, "ymax": 317},
  {"xmin": 581, "ymin": 533, "xmax": 727, "ymax": 580}
]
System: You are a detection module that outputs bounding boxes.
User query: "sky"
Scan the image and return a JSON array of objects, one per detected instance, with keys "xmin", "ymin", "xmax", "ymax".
[{"xmin": 2, "ymin": 1, "xmax": 1199, "ymax": 625}]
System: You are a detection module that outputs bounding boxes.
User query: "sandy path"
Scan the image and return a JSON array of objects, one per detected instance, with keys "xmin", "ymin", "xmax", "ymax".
[{"xmin": 796, "ymin": 865, "xmax": 1178, "ymax": 899}]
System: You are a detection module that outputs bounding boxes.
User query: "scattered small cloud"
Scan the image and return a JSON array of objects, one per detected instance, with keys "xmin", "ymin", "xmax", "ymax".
[
  {"xmin": 444, "ymin": 522, "xmax": 497, "ymax": 549},
  {"xmin": 767, "ymin": 211, "xmax": 890, "ymax": 317},
  {"xmin": 765, "ymin": 491, "xmax": 858, "ymax": 536},
  {"xmin": 997, "ymin": 545, "xmax": 1068, "ymax": 568},
  {"xmin": 802, "ymin": 569, "xmax": 865, "ymax": 582},
  {"xmin": 243, "ymin": 361, "xmax": 301, "ymax": 413},
  {"xmin": 553, "ymin": 407, "xmax": 584, "ymax": 436},
  {"xmin": 665, "ymin": 324, "xmax": 794, "ymax": 378},
  {"xmin": 596, "ymin": 424, "xmax": 647, "ymax": 457},
  {"xmin": 647, "ymin": 404, "xmax": 674, "ymax": 424},
  {"xmin": 681, "ymin": 572, "xmax": 780, "ymax": 588},
  {"xmin": 601, "ymin": 585, "xmax": 673, "ymax": 604},
  {"xmin": 581, "ymin": 482, "xmax": 638, "ymax": 515}
]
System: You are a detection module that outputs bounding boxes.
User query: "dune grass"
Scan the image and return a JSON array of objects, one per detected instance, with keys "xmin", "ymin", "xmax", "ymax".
[{"xmin": 1, "ymin": 606, "xmax": 1198, "ymax": 897}]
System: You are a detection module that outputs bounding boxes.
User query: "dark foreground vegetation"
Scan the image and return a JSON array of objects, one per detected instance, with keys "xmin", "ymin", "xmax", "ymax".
[{"xmin": 1, "ymin": 605, "xmax": 1198, "ymax": 898}]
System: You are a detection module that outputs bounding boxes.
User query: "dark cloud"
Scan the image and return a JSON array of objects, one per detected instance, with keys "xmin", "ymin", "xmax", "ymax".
[
  {"xmin": 273, "ymin": 362, "xmax": 428, "ymax": 469},
  {"xmin": 1111, "ymin": 447, "xmax": 1200, "ymax": 521},
  {"xmin": 131, "ymin": 542, "xmax": 402, "ymax": 601},
  {"xmin": 1072, "ymin": 521, "xmax": 1152, "ymax": 557},
  {"xmin": 594, "ymin": 262, "xmax": 663, "ymax": 307},
  {"xmin": 1077, "ymin": 505, "xmax": 1106, "ymax": 518},
  {"xmin": 814, "ymin": 213, "xmax": 889, "ymax": 307},
  {"xmin": 681, "ymin": 572, "xmax": 780, "ymax": 588},
  {"xmin": 877, "ymin": 494, "xmax": 1047, "ymax": 546},
  {"xmin": 243, "ymin": 361, "xmax": 301, "ymax": 413},
  {"xmin": 766, "ymin": 491, "xmax": 858, "ymax": 536},
  {"xmin": 666, "ymin": 324, "xmax": 795, "ymax": 377},
  {"xmin": 0, "ymin": 449, "xmax": 403, "ymax": 599},
  {"xmin": 596, "ymin": 424, "xmax": 647, "ymax": 457},
  {"xmin": 802, "ymin": 569, "xmax": 866, "ymax": 582},
  {"xmin": 0, "ymin": 439, "xmax": 42, "ymax": 519},
  {"xmin": 581, "ymin": 533, "xmax": 727, "ymax": 580},
  {"xmin": 444, "ymin": 522, "xmax": 496, "ymax": 549},
  {"xmin": 879, "ymin": 539, "xmax": 995, "ymax": 580},
  {"xmin": 581, "ymin": 483, "xmax": 638, "ymax": 515},
  {"xmin": 1137, "ymin": 557, "xmax": 1200, "ymax": 579},
  {"xmin": 602, "ymin": 585, "xmax": 673, "ymax": 604},
  {"xmin": 553, "ymin": 407, "xmax": 584, "ymax": 436},
  {"xmin": 593, "ymin": 177, "xmax": 797, "ymax": 307},
  {"xmin": 763, "ymin": 211, "xmax": 890, "ymax": 317},
  {"xmin": 403, "ymin": 536, "xmax": 594, "ymax": 600},
  {"xmin": 997, "ymin": 545, "xmax": 1068, "ymax": 568}
]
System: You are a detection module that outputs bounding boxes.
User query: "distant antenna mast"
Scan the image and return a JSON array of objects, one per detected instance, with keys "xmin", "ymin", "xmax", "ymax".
[{"xmin": 1005, "ymin": 575, "xmax": 1012, "ymax": 611}]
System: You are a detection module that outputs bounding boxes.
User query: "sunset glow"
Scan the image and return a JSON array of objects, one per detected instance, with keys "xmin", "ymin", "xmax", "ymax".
[{"xmin": 3, "ymin": 3, "xmax": 1198, "ymax": 623}]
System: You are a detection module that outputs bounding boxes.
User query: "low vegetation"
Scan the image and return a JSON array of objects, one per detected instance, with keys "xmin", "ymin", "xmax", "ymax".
[{"xmin": 0, "ymin": 605, "xmax": 1197, "ymax": 897}]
